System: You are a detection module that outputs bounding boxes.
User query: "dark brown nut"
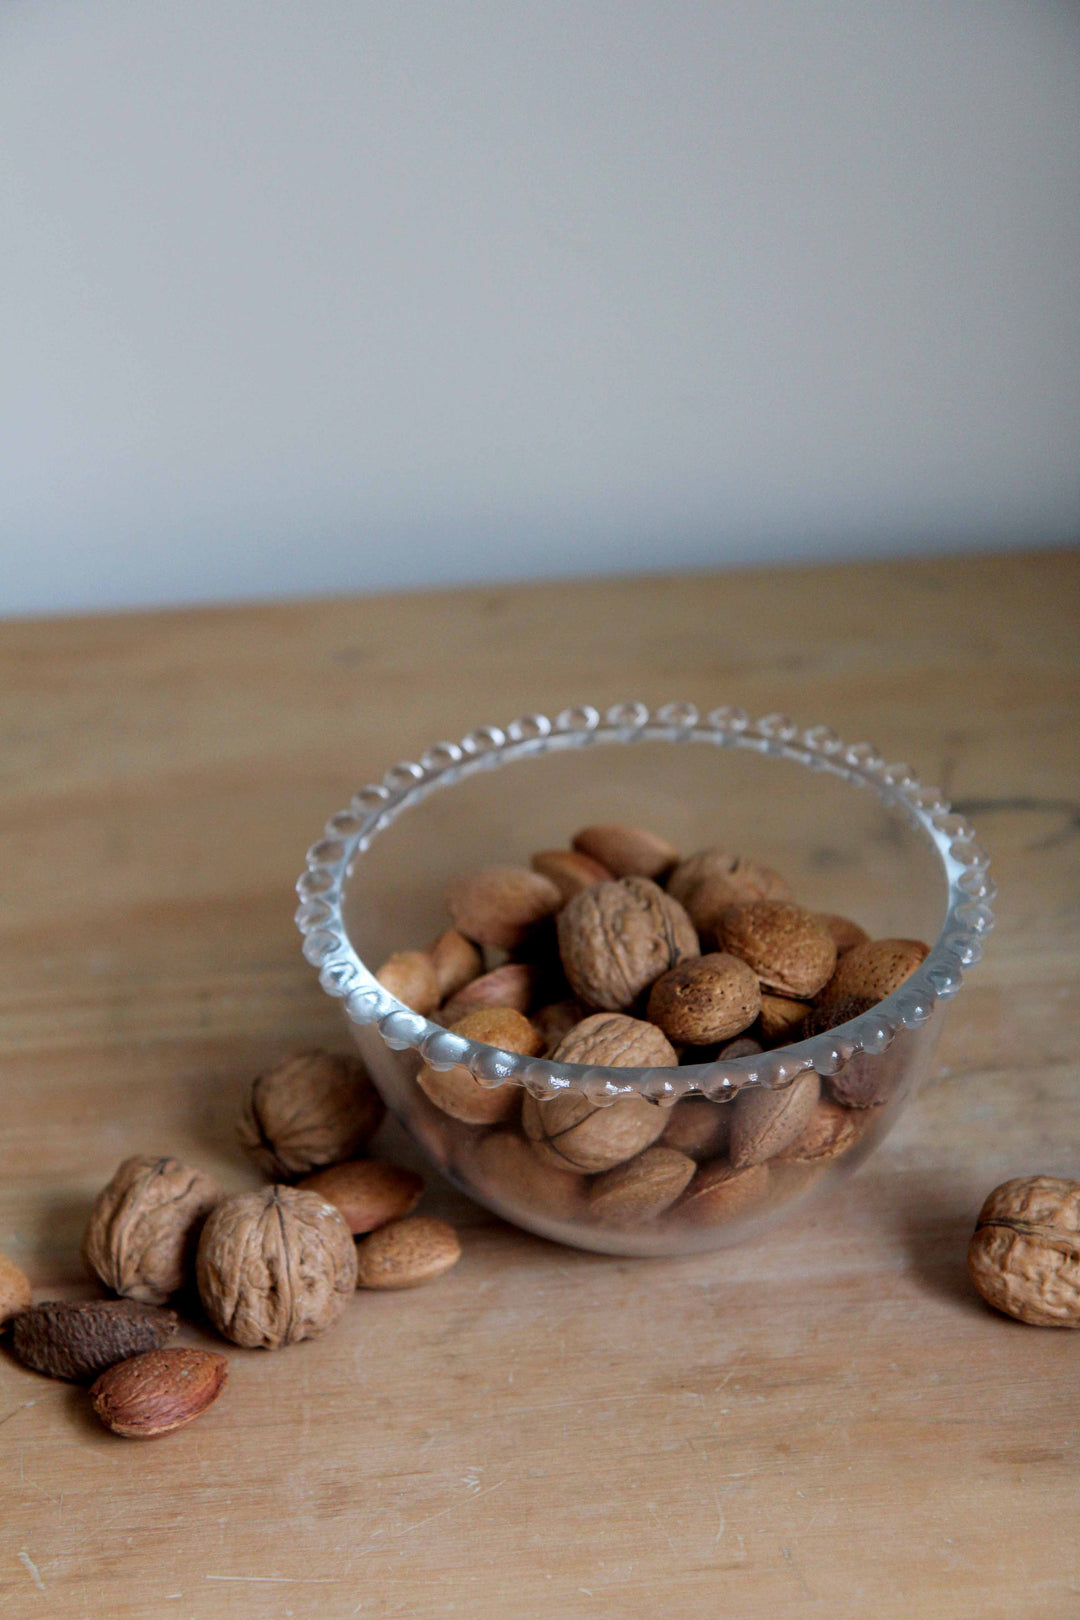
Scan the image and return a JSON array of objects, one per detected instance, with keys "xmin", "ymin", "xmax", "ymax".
[
  {"xmin": 557, "ymin": 877, "xmax": 699, "ymax": 1012},
  {"xmin": 588, "ymin": 1146, "xmax": 696, "ymax": 1224},
  {"xmin": 815, "ymin": 938, "xmax": 930, "ymax": 1010},
  {"xmin": 90, "ymin": 1347, "xmax": 228, "ymax": 1438},
  {"xmin": 375, "ymin": 951, "xmax": 440, "ymax": 1016},
  {"xmin": 800, "ymin": 995, "xmax": 876, "ymax": 1039},
  {"xmin": 427, "ymin": 929, "xmax": 484, "ymax": 1001},
  {"xmin": 530, "ymin": 849, "xmax": 612, "ymax": 901},
  {"xmin": 237, "ymin": 1051, "xmax": 384, "ymax": 1181},
  {"xmin": 816, "ymin": 913, "xmax": 870, "ymax": 956},
  {"xmin": 444, "ymin": 865, "xmax": 562, "ymax": 949},
  {"xmin": 661, "ymin": 1097, "xmax": 733, "ymax": 1161},
  {"xmin": 355, "ymin": 1217, "xmax": 461, "ymax": 1289},
  {"xmin": 646, "ymin": 953, "xmax": 761, "ymax": 1045},
  {"xmin": 676, "ymin": 1161, "xmax": 771, "ymax": 1224},
  {"xmin": 196, "ymin": 1187, "xmax": 357, "ymax": 1349},
  {"xmin": 551, "ymin": 1012, "xmax": 680, "ymax": 1069},
  {"xmin": 416, "ymin": 1008, "xmax": 541, "ymax": 1125},
  {"xmin": 462, "ymin": 1130, "xmax": 585, "ymax": 1222},
  {"xmin": 296, "ymin": 1160, "xmax": 424, "ymax": 1234},
  {"xmin": 774, "ymin": 1097, "xmax": 866, "ymax": 1163},
  {"xmin": 967, "ymin": 1177, "xmax": 1080, "ymax": 1328},
  {"xmin": 730, "ymin": 1073, "xmax": 821, "ymax": 1168},
  {"xmin": 439, "ymin": 962, "xmax": 537, "ymax": 1026},
  {"xmin": 0, "ymin": 1253, "xmax": 32, "ymax": 1327},
  {"xmin": 571, "ymin": 824, "xmax": 679, "ymax": 881},
  {"xmin": 667, "ymin": 849, "xmax": 792, "ymax": 934},
  {"xmin": 715, "ymin": 901, "xmax": 837, "ymax": 999},
  {"xmin": 758, "ymin": 994, "xmax": 811, "ymax": 1046},
  {"xmin": 798, "ymin": 996, "xmax": 901, "ymax": 1109},
  {"xmin": 522, "ymin": 1087, "xmax": 668, "ymax": 1174},
  {"xmin": 533, "ymin": 998, "xmax": 590, "ymax": 1054},
  {"xmin": 718, "ymin": 1036, "xmax": 764, "ymax": 1060},
  {"xmin": 11, "ymin": 1299, "xmax": 179, "ymax": 1382},
  {"xmin": 82, "ymin": 1156, "xmax": 220, "ymax": 1305}
]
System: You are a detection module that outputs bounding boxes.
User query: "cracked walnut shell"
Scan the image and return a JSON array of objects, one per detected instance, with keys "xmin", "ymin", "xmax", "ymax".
[
  {"xmin": 557, "ymin": 877, "xmax": 698, "ymax": 1012},
  {"xmin": 82, "ymin": 1155, "xmax": 220, "ymax": 1306},
  {"xmin": 967, "ymin": 1176, "xmax": 1080, "ymax": 1328}
]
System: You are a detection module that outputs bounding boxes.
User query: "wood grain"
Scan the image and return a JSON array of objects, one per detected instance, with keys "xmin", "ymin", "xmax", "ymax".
[{"xmin": 1, "ymin": 550, "xmax": 1078, "ymax": 1618}]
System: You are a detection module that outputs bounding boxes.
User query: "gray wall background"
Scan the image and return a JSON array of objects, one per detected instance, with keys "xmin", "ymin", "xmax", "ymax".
[{"xmin": 2, "ymin": 1, "xmax": 1078, "ymax": 616}]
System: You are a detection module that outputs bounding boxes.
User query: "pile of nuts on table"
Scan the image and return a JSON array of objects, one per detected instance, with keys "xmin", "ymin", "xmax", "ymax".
[{"xmin": 0, "ymin": 1052, "xmax": 456, "ymax": 1438}]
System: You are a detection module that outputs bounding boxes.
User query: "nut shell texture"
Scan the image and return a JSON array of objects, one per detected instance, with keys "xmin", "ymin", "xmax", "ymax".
[
  {"xmin": 91, "ymin": 1347, "xmax": 228, "ymax": 1438},
  {"xmin": 816, "ymin": 938, "xmax": 930, "ymax": 1009},
  {"xmin": 82, "ymin": 1155, "xmax": 220, "ymax": 1305},
  {"xmin": 445, "ymin": 865, "xmax": 562, "ymax": 949},
  {"xmin": 730, "ymin": 1073, "xmax": 821, "ymax": 1169},
  {"xmin": 297, "ymin": 1160, "xmax": 424, "ymax": 1234},
  {"xmin": 667, "ymin": 850, "xmax": 792, "ymax": 934},
  {"xmin": 715, "ymin": 902, "xmax": 837, "ymax": 999},
  {"xmin": 646, "ymin": 952, "xmax": 761, "ymax": 1044},
  {"xmin": 557, "ymin": 877, "xmax": 699, "ymax": 1012},
  {"xmin": 589, "ymin": 1146, "xmax": 696, "ymax": 1224},
  {"xmin": 355, "ymin": 1217, "xmax": 461, "ymax": 1289},
  {"xmin": 967, "ymin": 1176, "xmax": 1080, "ymax": 1327},
  {"xmin": 11, "ymin": 1299, "xmax": 178, "ymax": 1383},
  {"xmin": 196, "ymin": 1187, "xmax": 357, "ymax": 1348},
  {"xmin": 238, "ymin": 1051, "xmax": 384, "ymax": 1180}
]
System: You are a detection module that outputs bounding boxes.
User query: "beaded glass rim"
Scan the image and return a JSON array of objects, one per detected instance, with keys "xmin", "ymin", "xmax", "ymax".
[{"xmin": 296, "ymin": 703, "xmax": 994, "ymax": 1105}]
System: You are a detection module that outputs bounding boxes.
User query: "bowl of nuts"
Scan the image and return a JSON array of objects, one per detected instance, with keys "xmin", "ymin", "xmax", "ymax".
[{"xmin": 296, "ymin": 704, "xmax": 993, "ymax": 1256}]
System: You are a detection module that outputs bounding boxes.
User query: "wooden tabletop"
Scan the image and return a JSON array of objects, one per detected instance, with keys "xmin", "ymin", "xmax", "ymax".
[{"xmin": 1, "ymin": 550, "xmax": 1078, "ymax": 1620}]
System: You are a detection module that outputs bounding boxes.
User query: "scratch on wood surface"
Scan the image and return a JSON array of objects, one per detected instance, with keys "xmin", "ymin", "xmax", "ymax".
[
  {"xmin": 355, "ymin": 1478, "xmax": 508, "ymax": 1557},
  {"xmin": 19, "ymin": 1550, "xmax": 46, "ymax": 1592},
  {"xmin": 0, "ymin": 1400, "xmax": 37, "ymax": 1430}
]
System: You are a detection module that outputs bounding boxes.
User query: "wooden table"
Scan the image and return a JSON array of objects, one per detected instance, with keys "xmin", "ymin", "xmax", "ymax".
[{"xmin": 1, "ymin": 551, "xmax": 1077, "ymax": 1619}]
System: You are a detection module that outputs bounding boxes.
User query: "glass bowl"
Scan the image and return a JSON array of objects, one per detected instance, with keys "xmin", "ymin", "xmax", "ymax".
[{"xmin": 296, "ymin": 703, "xmax": 993, "ymax": 1256}]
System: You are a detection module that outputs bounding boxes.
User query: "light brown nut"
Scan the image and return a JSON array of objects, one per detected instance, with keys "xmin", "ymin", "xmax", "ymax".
[
  {"xmin": 661, "ymin": 1097, "xmax": 733, "ymax": 1161},
  {"xmin": 967, "ymin": 1177, "xmax": 1080, "ymax": 1328},
  {"xmin": 667, "ymin": 849, "xmax": 792, "ymax": 933},
  {"xmin": 533, "ymin": 998, "xmax": 589, "ymax": 1055},
  {"xmin": 715, "ymin": 901, "xmax": 837, "ymax": 999},
  {"xmin": 730, "ymin": 1072, "xmax": 821, "ymax": 1168},
  {"xmin": 355, "ymin": 1216, "xmax": 461, "ymax": 1289},
  {"xmin": 815, "ymin": 937, "xmax": 930, "ymax": 1009},
  {"xmin": 530, "ymin": 849, "xmax": 612, "ymax": 901},
  {"xmin": 758, "ymin": 993, "xmax": 810, "ymax": 1046},
  {"xmin": 571, "ymin": 824, "xmax": 679, "ymax": 881},
  {"xmin": 196, "ymin": 1187, "xmax": 357, "ymax": 1349},
  {"xmin": 676, "ymin": 1161, "xmax": 771, "ymax": 1225},
  {"xmin": 90, "ymin": 1347, "xmax": 228, "ymax": 1438},
  {"xmin": 82, "ymin": 1156, "xmax": 220, "ymax": 1305},
  {"xmin": 416, "ymin": 1008, "xmax": 541, "ymax": 1125},
  {"xmin": 0, "ymin": 1252, "xmax": 32, "ymax": 1327},
  {"xmin": 551, "ymin": 1012, "xmax": 680, "ymax": 1069},
  {"xmin": 439, "ymin": 962, "xmax": 537, "ymax": 1026},
  {"xmin": 588, "ymin": 1146, "xmax": 696, "ymax": 1225},
  {"xmin": 557, "ymin": 877, "xmax": 699, "ymax": 1012},
  {"xmin": 11, "ymin": 1299, "xmax": 178, "ymax": 1383},
  {"xmin": 297, "ymin": 1160, "xmax": 424, "ymax": 1234},
  {"xmin": 646, "ymin": 952, "xmax": 761, "ymax": 1045},
  {"xmin": 816, "ymin": 913, "xmax": 870, "ymax": 956},
  {"xmin": 463, "ymin": 1130, "xmax": 585, "ymax": 1223},
  {"xmin": 444, "ymin": 865, "xmax": 562, "ymax": 949},
  {"xmin": 237, "ymin": 1051, "xmax": 384, "ymax": 1181},
  {"xmin": 375, "ymin": 951, "xmax": 440, "ymax": 1016},
  {"xmin": 800, "ymin": 996, "xmax": 902, "ymax": 1109},
  {"xmin": 427, "ymin": 929, "xmax": 484, "ymax": 1001},
  {"xmin": 773, "ymin": 1097, "xmax": 864, "ymax": 1163},
  {"xmin": 523, "ymin": 1089, "xmax": 668, "ymax": 1174}
]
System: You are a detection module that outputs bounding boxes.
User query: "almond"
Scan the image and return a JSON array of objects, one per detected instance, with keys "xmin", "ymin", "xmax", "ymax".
[
  {"xmin": 463, "ymin": 1129, "xmax": 585, "ymax": 1223},
  {"xmin": 588, "ymin": 1146, "xmax": 696, "ymax": 1224},
  {"xmin": 667, "ymin": 849, "xmax": 792, "ymax": 933},
  {"xmin": 815, "ymin": 937, "xmax": 930, "ymax": 1009},
  {"xmin": 571, "ymin": 824, "xmax": 679, "ymax": 881},
  {"xmin": 90, "ymin": 1347, "xmax": 228, "ymax": 1438},
  {"xmin": 774, "ymin": 1098, "xmax": 865, "ymax": 1163},
  {"xmin": 660, "ymin": 1097, "xmax": 733, "ymax": 1161},
  {"xmin": 355, "ymin": 1216, "xmax": 461, "ymax": 1289},
  {"xmin": 677, "ymin": 1161, "xmax": 771, "ymax": 1224},
  {"xmin": 0, "ymin": 1252, "xmax": 32, "ymax": 1327},
  {"xmin": 439, "ymin": 962, "xmax": 536, "ymax": 1026},
  {"xmin": 427, "ymin": 929, "xmax": 484, "ymax": 1001},
  {"xmin": 416, "ymin": 1008, "xmax": 541, "ymax": 1125},
  {"xmin": 816, "ymin": 913, "xmax": 870, "ymax": 956},
  {"xmin": 730, "ymin": 1072, "xmax": 821, "ymax": 1168},
  {"xmin": 646, "ymin": 952, "xmax": 761, "ymax": 1045},
  {"xmin": 297, "ymin": 1160, "xmax": 424, "ymax": 1234},
  {"xmin": 530, "ymin": 848, "xmax": 612, "ymax": 900},
  {"xmin": 444, "ymin": 866, "xmax": 562, "ymax": 949},
  {"xmin": 758, "ymin": 993, "xmax": 810, "ymax": 1045},
  {"xmin": 715, "ymin": 901, "xmax": 837, "ymax": 999},
  {"xmin": 375, "ymin": 951, "xmax": 440, "ymax": 1016}
]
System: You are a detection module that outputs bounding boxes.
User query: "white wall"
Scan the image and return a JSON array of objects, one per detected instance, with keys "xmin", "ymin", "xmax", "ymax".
[{"xmin": 2, "ymin": 2, "xmax": 1077, "ymax": 617}]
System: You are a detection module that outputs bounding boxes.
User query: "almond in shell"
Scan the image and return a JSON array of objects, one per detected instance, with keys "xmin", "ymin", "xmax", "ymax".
[
  {"xmin": 588, "ymin": 1146, "xmax": 696, "ymax": 1224},
  {"xmin": 730, "ymin": 1071, "xmax": 821, "ymax": 1168},
  {"xmin": 427, "ymin": 930, "xmax": 484, "ymax": 1001},
  {"xmin": 815, "ymin": 938, "xmax": 930, "ymax": 1010},
  {"xmin": 445, "ymin": 865, "xmax": 562, "ymax": 950},
  {"xmin": 571, "ymin": 824, "xmax": 679, "ymax": 881},
  {"xmin": 375, "ymin": 951, "xmax": 441, "ymax": 1016},
  {"xmin": 715, "ymin": 901, "xmax": 836, "ymax": 1000},
  {"xmin": 355, "ymin": 1217, "xmax": 461, "ymax": 1290},
  {"xmin": 676, "ymin": 1161, "xmax": 771, "ymax": 1225},
  {"xmin": 416, "ymin": 1008, "xmax": 541, "ymax": 1125},
  {"xmin": 530, "ymin": 849, "xmax": 612, "ymax": 900},
  {"xmin": 647, "ymin": 953, "xmax": 761, "ymax": 1045}
]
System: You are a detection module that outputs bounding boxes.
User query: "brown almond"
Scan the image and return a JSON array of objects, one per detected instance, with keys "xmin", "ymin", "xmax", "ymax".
[
  {"xmin": 816, "ymin": 938, "xmax": 930, "ymax": 1009},
  {"xmin": 775, "ymin": 1098, "xmax": 865, "ymax": 1164},
  {"xmin": 444, "ymin": 866, "xmax": 562, "ymax": 949},
  {"xmin": 589, "ymin": 1146, "xmax": 696, "ymax": 1224},
  {"xmin": 730, "ymin": 1072, "xmax": 821, "ymax": 1168},
  {"xmin": 667, "ymin": 850, "xmax": 792, "ymax": 933},
  {"xmin": 715, "ymin": 901, "xmax": 837, "ymax": 999},
  {"xmin": 0, "ymin": 1252, "xmax": 32, "ymax": 1327},
  {"xmin": 416, "ymin": 1008, "xmax": 541, "ymax": 1125},
  {"xmin": 375, "ymin": 951, "xmax": 441, "ymax": 1016},
  {"xmin": 571, "ymin": 824, "xmax": 679, "ymax": 881},
  {"xmin": 11, "ymin": 1299, "xmax": 179, "ymax": 1383},
  {"xmin": 427, "ymin": 929, "xmax": 484, "ymax": 1001},
  {"xmin": 816, "ymin": 913, "xmax": 870, "ymax": 956},
  {"xmin": 661, "ymin": 1097, "xmax": 733, "ymax": 1161},
  {"xmin": 530, "ymin": 849, "xmax": 612, "ymax": 901},
  {"xmin": 646, "ymin": 952, "xmax": 761, "ymax": 1045},
  {"xmin": 463, "ymin": 1130, "xmax": 585, "ymax": 1223},
  {"xmin": 297, "ymin": 1160, "xmax": 424, "ymax": 1234},
  {"xmin": 355, "ymin": 1216, "xmax": 461, "ymax": 1289},
  {"xmin": 90, "ymin": 1347, "xmax": 228, "ymax": 1438},
  {"xmin": 677, "ymin": 1161, "xmax": 771, "ymax": 1225},
  {"xmin": 439, "ymin": 962, "xmax": 537, "ymax": 1026},
  {"xmin": 758, "ymin": 993, "xmax": 810, "ymax": 1046}
]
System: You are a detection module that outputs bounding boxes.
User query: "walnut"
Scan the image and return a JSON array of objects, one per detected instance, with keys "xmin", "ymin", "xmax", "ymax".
[
  {"xmin": 196, "ymin": 1186, "xmax": 357, "ymax": 1348},
  {"xmin": 967, "ymin": 1177, "xmax": 1080, "ymax": 1327},
  {"xmin": 667, "ymin": 849, "xmax": 791, "ymax": 933},
  {"xmin": 237, "ymin": 1051, "xmax": 384, "ymax": 1180},
  {"xmin": 550, "ymin": 1012, "xmax": 679, "ymax": 1069},
  {"xmin": 557, "ymin": 877, "xmax": 699, "ymax": 1012},
  {"xmin": 82, "ymin": 1156, "xmax": 220, "ymax": 1305}
]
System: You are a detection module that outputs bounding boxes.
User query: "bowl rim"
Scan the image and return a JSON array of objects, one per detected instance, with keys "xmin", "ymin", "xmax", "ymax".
[{"xmin": 296, "ymin": 702, "xmax": 994, "ymax": 1103}]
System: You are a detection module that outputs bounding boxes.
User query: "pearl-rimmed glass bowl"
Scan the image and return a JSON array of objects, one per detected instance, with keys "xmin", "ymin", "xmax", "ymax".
[{"xmin": 296, "ymin": 704, "xmax": 993, "ymax": 1256}]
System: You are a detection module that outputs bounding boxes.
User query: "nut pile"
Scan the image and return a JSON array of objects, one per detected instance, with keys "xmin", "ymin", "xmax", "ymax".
[
  {"xmin": 0, "ymin": 1052, "xmax": 462, "ymax": 1438},
  {"xmin": 375, "ymin": 822, "xmax": 934, "ymax": 1233}
]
